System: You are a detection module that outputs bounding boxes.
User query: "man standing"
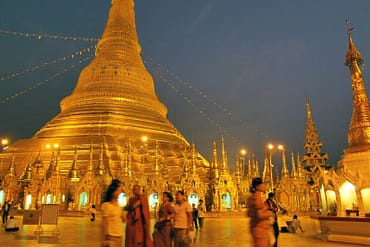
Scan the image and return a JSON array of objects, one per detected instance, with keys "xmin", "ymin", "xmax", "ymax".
[
  {"xmin": 191, "ymin": 203, "xmax": 198, "ymax": 231},
  {"xmin": 266, "ymin": 192, "xmax": 279, "ymax": 247},
  {"xmin": 197, "ymin": 200, "xmax": 206, "ymax": 231},
  {"xmin": 125, "ymin": 185, "xmax": 153, "ymax": 247},
  {"xmin": 2, "ymin": 201, "xmax": 10, "ymax": 224},
  {"xmin": 173, "ymin": 191, "xmax": 193, "ymax": 247}
]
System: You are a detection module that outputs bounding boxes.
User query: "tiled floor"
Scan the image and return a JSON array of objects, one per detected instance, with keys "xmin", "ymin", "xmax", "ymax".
[{"xmin": 0, "ymin": 215, "xmax": 364, "ymax": 246}]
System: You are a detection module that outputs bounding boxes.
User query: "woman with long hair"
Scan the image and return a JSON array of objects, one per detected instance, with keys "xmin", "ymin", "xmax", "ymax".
[
  {"xmin": 247, "ymin": 177, "xmax": 273, "ymax": 247},
  {"xmin": 153, "ymin": 192, "xmax": 175, "ymax": 247},
  {"xmin": 101, "ymin": 179, "xmax": 125, "ymax": 247}
]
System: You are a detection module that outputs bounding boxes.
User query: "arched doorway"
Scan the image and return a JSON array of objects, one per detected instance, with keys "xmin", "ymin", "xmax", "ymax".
[
  {"xmin": 46, "ymin": 194, "xmax": 52, "ymax": 204},
  {"xmin": 221, "ymin": 193, "xmax": 231, "ymax": 210},
  {"xmin": 25, "ymin": 194, "xmax": 32, "ymax": 210},
  {"xmin": 188, "ymin": 193, "xmax": 199, "ymax": 206},
  {"xmin": 361, "ymin": 188, "xmax": 370, "ymax": 212},
  {"xmin": 326, "ymin": 190, "xmax": 337, "ymax": 214},
  {"xmin": 339, "ymin": 181, "xmax": 357, "ymax": 210},
  {"xmin": 0, "ymin": 190, "xmax": 4, "ymax": 206},
  {"xmin": 79, "ymin": 192, "xmax": 88, "ymax": 208},
  {"xmin": 118, "ymin": 192, "xmax": 127, "ymax": 208},
  {"xmin": 149, "ymin": 193, "xmax": 159, "ymax": 211}
]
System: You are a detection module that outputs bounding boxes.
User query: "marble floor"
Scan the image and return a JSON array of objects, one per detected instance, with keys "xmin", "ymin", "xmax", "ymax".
[{"xmin": 0, "ymin": 214, "xmax": 363, "ymax": 247}]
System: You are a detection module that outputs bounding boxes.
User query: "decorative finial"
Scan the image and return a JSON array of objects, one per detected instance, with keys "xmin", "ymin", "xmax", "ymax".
[{"xmin": 345, "ymin": 18, "xmax": 354, "ymax": 36}]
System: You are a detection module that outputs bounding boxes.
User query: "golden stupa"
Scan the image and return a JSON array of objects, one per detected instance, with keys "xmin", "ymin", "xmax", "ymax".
[
  {"xmin": 338, "ymin": 26, "xmax": 370, "ymax": 181},
  {"xmin": 0, "ymin": 0, "xmax": 209, "ymax": 209}
]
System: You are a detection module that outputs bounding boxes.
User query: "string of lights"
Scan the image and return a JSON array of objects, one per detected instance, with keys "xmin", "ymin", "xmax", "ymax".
[
  {"xmin": 150, "ymin": 66, "xmax": 243, "ymax": 146},
  {"xmin": 0, "ymin": 28, "xmax": 99, "ymax": 42},
  {"xmin": 0, "ymin": 45, "xmax": 95, "ymax": 82},
  {"xmin": 0, "ymin": 55, "xmax": 93, "ymax": 105},
  {"xmin": 144, "ymin": 57, "xmax": 269, "ymax": 140}
]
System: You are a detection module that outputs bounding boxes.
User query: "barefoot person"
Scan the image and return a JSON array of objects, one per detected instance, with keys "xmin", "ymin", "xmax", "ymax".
[
  {"xmin": 247, "ymin": 177, "xmax": 274, "ymax": 247},
  {"xmin": 153, "ymin": 192, "xmax": 175, "ymax": 247},
  {"xmin": 101, "ymin": 179, "xmax": 125, "ymax": 247},
  {"xmin": 125, "ymin": 185, "xmax": 153, "ymax": 247}
]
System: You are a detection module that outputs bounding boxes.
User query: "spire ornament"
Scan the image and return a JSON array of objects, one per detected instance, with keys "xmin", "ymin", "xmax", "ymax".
[{"xmin": 343, "ymin": 21, "xmax": 370, "ymax": 150}]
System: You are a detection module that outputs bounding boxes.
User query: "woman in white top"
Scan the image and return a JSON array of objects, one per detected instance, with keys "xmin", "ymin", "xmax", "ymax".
[{"xmin": 101, "ymin": 179, "xmax": 125, "ymax": 247}]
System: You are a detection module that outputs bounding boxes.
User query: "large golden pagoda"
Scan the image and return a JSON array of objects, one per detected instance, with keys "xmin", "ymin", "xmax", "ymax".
[{"xmin": 0, "ymin": 0, "xmax": 209, "ymax": 210}]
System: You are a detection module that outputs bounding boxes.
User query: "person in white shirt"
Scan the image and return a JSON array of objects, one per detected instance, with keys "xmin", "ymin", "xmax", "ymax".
[
  {"xmin": 288, "ymin": 215, "xmax": 304, "ymax": 233},
  {"xmin": 173, "ymin": 191, "xmax": 193, "ymax": 247},
  {"xmin": 197, "ymin": 200, "xmax": 206, "ymax": 231},
  {"xmin": 5, "ymin": 216, "xmax": 19, "ymax": 232},
  {"xmin": 101, "ymin": 179, "xmax": 126, "ymax": 247}
]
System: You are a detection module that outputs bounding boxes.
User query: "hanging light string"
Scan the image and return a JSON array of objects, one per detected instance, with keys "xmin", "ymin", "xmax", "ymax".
[
  {"xmin": 0, "ymin": 28, "xmax": 99, "ymax": 42},
  {"xmin": 143, "ymin": 57, "xmax": 269, "ymax": 140},
  {"xmin": 149, "ymin": 65, "xmax": 243, "ymax": 146},
  {"xmin": 0, "ymin": 55, "xmax": 93, "ymax": 105},
  {"xmin": 0, "ymin": 45, "xmax": 95, "ymax": 82}
]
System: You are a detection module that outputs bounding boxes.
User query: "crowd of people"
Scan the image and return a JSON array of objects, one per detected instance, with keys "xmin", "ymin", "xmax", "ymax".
[
  {"xmin": 0, "ymin": 177, "xmax": 304, "ymax": 246},
  {"xmin": 100, "ymin": 180, "xmax": 202, "ymax": 247}
]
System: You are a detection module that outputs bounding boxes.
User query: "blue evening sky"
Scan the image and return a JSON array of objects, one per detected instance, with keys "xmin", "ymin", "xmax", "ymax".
[{"xmin": 0, "ymin": 1, "xmax": 370, "ymax": 169}]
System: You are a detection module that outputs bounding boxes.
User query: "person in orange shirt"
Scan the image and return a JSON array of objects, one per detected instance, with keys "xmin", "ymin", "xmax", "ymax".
[{"xmin": 247, "ymin": 178, "xmax": 274, "ymax": 247}]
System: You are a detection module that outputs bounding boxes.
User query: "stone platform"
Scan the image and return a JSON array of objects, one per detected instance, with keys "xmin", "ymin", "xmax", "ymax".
[{"xmin": 0, "ymin": 214, "xmax": 365, "ymax": 246}]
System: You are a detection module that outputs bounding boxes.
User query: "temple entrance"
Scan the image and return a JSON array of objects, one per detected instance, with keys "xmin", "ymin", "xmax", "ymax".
[
  {"xmin": 326, "ymin": 190, "xmax": 337, "ymax": 214},
  {"xmin": 118, "ymin": 192, "xmax": 127, "ymax": 208},
  {"xmin": 339, "ymin": 181, "xmax": 357, "ymax": 210},
  {"xmin": 361, "ymin": 188, "xmax": 370, "ymax": 212},
  {"xmin": 0, "ymin": 190, "xmax": 4, "ymax": 206},
  {"xmin": 189, "ymin": 193, "xmax": 199, "ymax": 206},
  {"xmin": 149, "ymin": 193, "xmax": 159, "ymax": 211},
  {"xmin": 46, "ymin": 194, "xmax": 52, "ymax": 204},
  {"xmin": 221, "ymin": 193, "xmax": 231, "ymax": 210},
  {"xmin": 25, "ymin": 194, "xmax": 32, "ymax": 210},
  {"xmin": 79, "ymin": 192, "xmax": 88, "ymax": 208}
]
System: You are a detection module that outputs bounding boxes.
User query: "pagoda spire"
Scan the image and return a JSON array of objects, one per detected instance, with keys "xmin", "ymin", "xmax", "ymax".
[
  {"xmin": 262, "ymin": 151, "xmax": 273, "ymax": 186},
  {"xmin": 220, "ymin": 137, "xmax": 228, "ymax": 173},
  {"xmin": 7, "ymin": 153, "xmax": 16, "ymax": 177},
  {"xmin": 235, "ymin": 155, "xmax": 241, "ymax": 185},
  {"xmin": 68, "ymin": 147, "xmax": 81, "ymax": 182},
  {"xmin": 296, "ymin": 153, "xmax": 305, "ymax": 179},
  {"xmin": 191, "ymin": 144, "xmax": 197, "ymax": 174},
  {"xmin": 302, "ymin": 98, "xmax": 329, "ymax": 172},
  {"xmin": 21, "ymin": 154, "xmax": 33, "ymax": 183},
  {"xmin": 87, "ymin": 142, "xmax": 94, "ymax": 174},
  {"xmin": 291, "ymin": 152, "xmax": 298, "ymax": 179},
  {"xmin": 281, "ymin": 148, "xmax": 289, "ymax": 178},
  {"xmin": 247, "ymin": 155, "xmax": 252, "ymax": 179},
  {"xmin": 344, "ymin": 22, "xmax": 370, "ymax": 150},
  {"xmin": 211, "ymin": 140, "xmax": 219, "ymax": 179},
  {"xmin": 153, "ymin": 140, "xmax": 160, "ymax": 175},
  {"xmin": 46, "ymin": 150, "xmax": 56, "ymax": 179},
  {"xmin": 96, "ymin": 144, "xmax": 105, "ymax": 176}
]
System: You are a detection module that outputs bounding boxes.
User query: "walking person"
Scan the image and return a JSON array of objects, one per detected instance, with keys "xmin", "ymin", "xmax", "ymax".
[
  {"xmin": 247, "ymin": 177, "xmax": 274, "ymax": 247},
  {"xmin": 197, "ymin": 199, "xmax": 206, "ymax": 231},
  {"xmin": 90, "ymin": 204, "xmax": 96, "ymax": 222},
  {"xmin": 101, "ymin": 179, "xmax": 126, "ymax": 247},
  {"xmin": 125, "ymin": 185, "xmax": 153, "ymax": 247},
  {"xmin": 2, "ymin": 200, "xmax": 10, "ymax": 224},
  {"xmin": 173, "ymin": 191, "xmax": 193, "ymax": 247},
  {"xmin": 5, "ymin": 215, "xmax": 19, "ymax": 232},
  {"xmin": 266, "ymin": 192, "xmax": 279, "ymax": 247},
  {"xmin": 153, "ymin": 192, "xmax": 175, "ymax": 247},
  {"xmin": 191, "ymin": 203, "xmax": 198, "ymax": 231}
]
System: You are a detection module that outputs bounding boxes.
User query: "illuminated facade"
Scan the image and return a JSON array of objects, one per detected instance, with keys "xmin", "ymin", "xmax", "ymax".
[
  {"xmin": 0, "ymin": 0, "xmax": 223, "ymax": 211},
  {"xmin": 318, "ymin": 27, "xmax": 370, "ymax": 215}
]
